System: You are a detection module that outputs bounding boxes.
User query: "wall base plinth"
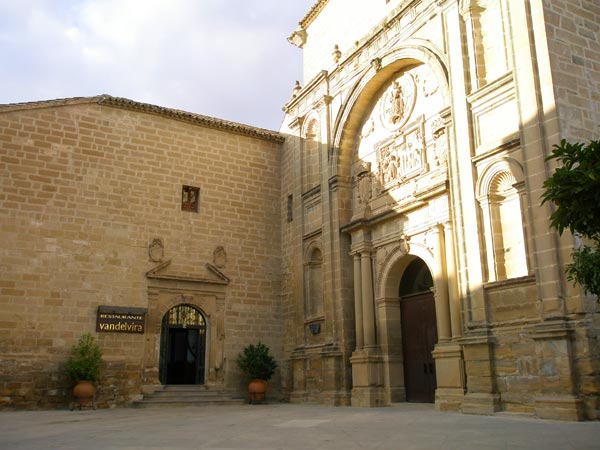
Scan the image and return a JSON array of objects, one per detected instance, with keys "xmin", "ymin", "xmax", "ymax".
[
  {"xmin": 535, "ymin": 395, "xmax": 584, "ymax": 421},
  {"xmin": 350, "ymin": 347, "xmax": 386, "ymax": 407},
  {"xmin": 461, "ymin": 392, "xmax": 501, "ymax": 415}
]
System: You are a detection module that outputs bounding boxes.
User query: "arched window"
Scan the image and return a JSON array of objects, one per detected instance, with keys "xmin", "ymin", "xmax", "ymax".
[{"xmin": 477, "ymin": 160, "xmax": 529, "ymax": 282}]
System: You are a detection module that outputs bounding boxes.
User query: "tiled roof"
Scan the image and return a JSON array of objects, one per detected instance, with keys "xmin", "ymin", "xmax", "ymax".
[{"xmin": 0, "ymin": 95, "xmax": 285, "ymax": 143}]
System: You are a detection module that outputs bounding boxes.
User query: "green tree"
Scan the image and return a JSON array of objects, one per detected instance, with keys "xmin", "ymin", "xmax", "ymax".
[{"xmin": 541, "ymin": 139, "xmax": 600, "ymax": 298}]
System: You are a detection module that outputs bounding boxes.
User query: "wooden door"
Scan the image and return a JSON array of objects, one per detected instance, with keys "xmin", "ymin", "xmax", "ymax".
[
  {"xmin": 401, "ymin": 291, "xmax": 437, "ymax": 402},
  {"xmin": 166, "ymin": 328, "xmax": 199, "ymax": 385},
  {"xmin": 159, "ymin": 305, "xmax": 207, "ymax": 385}
]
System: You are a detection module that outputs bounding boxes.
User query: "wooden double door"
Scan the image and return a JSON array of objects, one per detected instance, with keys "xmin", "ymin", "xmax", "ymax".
[{"xmin": 400, "ymin": 291, "xmax": 438, "ymax": 403}]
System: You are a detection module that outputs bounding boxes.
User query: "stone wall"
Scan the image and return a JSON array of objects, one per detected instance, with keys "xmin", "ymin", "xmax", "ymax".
[
  {"xmin": 0, "ymin": 98, "xmax": 284, "ymax": 409},
  {"xmin": 543, "ymin": 0, "xmax": 600, "ymax": 142}
]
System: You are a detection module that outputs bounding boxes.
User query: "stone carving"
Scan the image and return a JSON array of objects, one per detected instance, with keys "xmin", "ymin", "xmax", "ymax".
[
  {"xmin": 430, "ymin": 117, "xmax": 448, "ymax": 168},
  {"xmin": 332, "ymin": 45, "xmax": 342, "ymax": 64},
  {"xmin": 370, "ymin": 58, "xmax": 382, "ymax": 72},
  {"xmin": 361, "ymin": 118, "xmax": 375, "ymax": 139},
  {"xmin": 356, "ymin": 161, "xmax": 373, "ymax": 205},
  {"xmin": 213, "ymin": 246, "xmax": 227, "ymax": 268},
  {"xmin": 376, "ymin": 122, "xmax": 426, "ymax": 187},
  {"xmin": 148, "ymin": 238, "xmax": 164, "ymax": 262},
  {"xmin": 430, "ymin": 117, "xmax": 445, "ymax": 138},
  {"xmin": 380, "ymin": 144, "xmax": 400, "ymax": 185},
  {"xmin": 403, "ymin": 127, "xmax": 425, "ymax": 176},
  {"xmin": 400, "ymin": 234, "xmax": 410, "ymax": 255},
  {"xmin": 358, "ymin": 173, "xmax": 373, "ymax": 205},
  {"xmin": 381, "ymin": 74, "xmax": 416, "ymax": 131},
  {"xmin": 291, "ymin": 81, "xmax": 302, "ymax": 99},
  {"xmin": 288, "ymin": 26, "xmax": 307, "ymax": 48},
  {"xmin": 416, "ymin": 71, "xmax": 440, "ymax": 97}
]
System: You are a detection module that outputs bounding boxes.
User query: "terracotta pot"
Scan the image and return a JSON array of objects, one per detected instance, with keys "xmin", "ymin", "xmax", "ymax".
[
  {"xmin": 248, "ymin": 379, "xmax": 267, "ymax": 402},
  {"xmin": 72, "ymin": 381, "xmax": 95, "ymax": 406}
]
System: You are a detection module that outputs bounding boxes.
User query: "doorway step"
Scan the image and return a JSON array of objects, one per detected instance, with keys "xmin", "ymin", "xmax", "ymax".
[{"xmin": 131, "ymin": 385, "xmax": 245, "ymax": 408}]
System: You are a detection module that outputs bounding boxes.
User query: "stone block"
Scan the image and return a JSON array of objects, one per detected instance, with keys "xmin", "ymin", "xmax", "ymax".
[{"xmin": 535, "ymin": 395, "xmax": 584, "ymax": 421}]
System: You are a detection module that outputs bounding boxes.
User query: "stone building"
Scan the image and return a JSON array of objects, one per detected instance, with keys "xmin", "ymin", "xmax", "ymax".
[
  {"xmin": 1, "ymin": 0, "xmax": 599, "ymax": 420},
  {"xmin": 0, "ymin": 96, "xmax": 284, "ymax": 407}
]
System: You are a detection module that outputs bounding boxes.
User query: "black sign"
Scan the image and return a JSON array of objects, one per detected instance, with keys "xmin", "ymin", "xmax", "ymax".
[{"xmin": 96, "ymin": 306, "xmax": 147, "ymax": 334}]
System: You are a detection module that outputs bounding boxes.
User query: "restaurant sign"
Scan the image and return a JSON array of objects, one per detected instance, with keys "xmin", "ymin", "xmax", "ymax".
[{"xmin": 96, "ymin": 306, "xmax": 147, "ymax": 334}]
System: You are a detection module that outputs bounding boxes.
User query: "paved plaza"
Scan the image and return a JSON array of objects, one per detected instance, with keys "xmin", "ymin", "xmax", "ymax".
[{"xmin": 1, "ymin": 403, "xmax": 599, "ymax": 450}]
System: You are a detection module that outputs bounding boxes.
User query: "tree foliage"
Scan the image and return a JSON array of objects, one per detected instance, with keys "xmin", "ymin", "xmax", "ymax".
[
  {"xmin": 65, "ymin": 333, "xmax": 104, "ymax": 383},
  {"xmin": 541, "ymin": 139, "xmax": 600, "ymax": 298},
  {"xmin": 236, "ymin": 342, "xmax": 277, "ymax": 381}
]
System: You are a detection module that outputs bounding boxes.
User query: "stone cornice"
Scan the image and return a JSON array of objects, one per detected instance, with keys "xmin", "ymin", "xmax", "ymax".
[
  {"xmin": 146, "ymin": 260, "xmax": 230, "ymax": 285},
  {"xmin": 0, "ymin": 95, "xmax": 285, "ymax": 144},
  {"xmin": 299, "ymin": 0, "xmax": 330, "ymax": 29}
]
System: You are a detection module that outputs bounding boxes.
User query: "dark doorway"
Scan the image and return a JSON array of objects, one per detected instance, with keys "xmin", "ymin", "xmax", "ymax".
[
  {"xmin": 400, "ymin": 258, "xmax": 437, "ymax": 403},
  {"xmin": 159, "ymin": 305, "xmax": 206, "ymax": 385}
]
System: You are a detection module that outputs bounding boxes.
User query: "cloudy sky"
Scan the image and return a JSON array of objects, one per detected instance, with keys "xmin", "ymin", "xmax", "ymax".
[{"xmin": 0, "ymin": 0, "xmax": 315, "ymax": 130}]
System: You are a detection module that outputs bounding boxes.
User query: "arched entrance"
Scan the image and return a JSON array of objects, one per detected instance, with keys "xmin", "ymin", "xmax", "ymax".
[
  {"xmin": 400, "ymin": 258, "xmax": 437, "ymax": 402},
  {"xmin": 159, "ymin": 304, "xmax": 207, "ymax": 385}
]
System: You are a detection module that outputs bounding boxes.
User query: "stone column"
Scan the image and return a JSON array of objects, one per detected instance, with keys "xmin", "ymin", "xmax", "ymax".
[
  {"xmin": 431, "ymin": 224, "xmax": 466, "ymax": 411},
  {"xmin": 361, "ymin": 251, "xmax": 376, "ymax": 347},
  {"xmin": 460, "ymin": 1, "xmax": 487, "ymax": 90},
  {"xmin": 443, "ymin": 222, "xmax": 462, "ymax": 338},
  {"xmin": 353, "ymin": 254, "xmax": 364, "ymax": 349},
  {"xmin": 350, "ymin": 248, "xmax": 384, "ymax": 407},
  {"xmin": 432, "ymin": 225, "xmax": 451, "ymax": 343},
  {"xmin": 476, "ymin": 196, "xmax": 496, "ymax": 282}
]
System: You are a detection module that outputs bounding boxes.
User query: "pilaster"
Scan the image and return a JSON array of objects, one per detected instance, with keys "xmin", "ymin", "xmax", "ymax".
[
  {"xmin": 350, "ymin": 347, "xmax": 386, "ymax": 407},
  {"xmin": 432, "ymin": 343, "xmax": 465, "ymax": 412},
  {"xmin": 460, "ymin": 333, "xmax": 501, "ymax": 414},
  {"xmin": 532, "ymin": 321, "xmax": 584, "ymax": 421}
]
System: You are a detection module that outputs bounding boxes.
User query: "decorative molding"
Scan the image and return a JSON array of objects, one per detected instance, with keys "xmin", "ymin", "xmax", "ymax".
[
  {"xmin": 370, "ymin": 58, "xmax": 382, "ymax": 72},
  {"xmin": 332, "ymin": 45, "xmax": 342, "ymax": 64},
  {"xmin": 146, "ymin": 259, "xmax": 230, "ymax": 285},
  {"xmin": 287, "ymin": 26, "xmax": 308, "ymax": 48},
  {"xmin": 298, "ymin": 0, "xmax": 330, "ymax": 29}
]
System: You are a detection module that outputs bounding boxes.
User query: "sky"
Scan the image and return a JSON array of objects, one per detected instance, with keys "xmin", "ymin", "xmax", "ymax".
[{"xmin": 0, "ymin": 0, "xmax": 316, "ymax": 130}]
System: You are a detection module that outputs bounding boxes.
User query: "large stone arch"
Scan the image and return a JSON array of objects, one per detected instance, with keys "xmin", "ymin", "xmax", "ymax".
[
  {"xmin": 331, "ymin": 42, "xmax": 451, "ymax": 180},
  {"xmin": 336, "ymin": 42, "xmax": 463, "ymax": 410}
]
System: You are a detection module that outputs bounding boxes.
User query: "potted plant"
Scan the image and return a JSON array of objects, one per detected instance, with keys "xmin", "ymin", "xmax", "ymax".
[
  {"xmin": 236, "ymin": 342, "xmax": 277, "ymax": 403},
  {"xmin": 64, "ymin": 333, "xmax": 103, "ymax": 408}
]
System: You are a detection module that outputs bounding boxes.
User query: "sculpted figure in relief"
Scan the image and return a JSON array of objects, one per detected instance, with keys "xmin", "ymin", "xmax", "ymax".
[
  {"xmin": 388, "ymin": 81, "xmax": 405, "ymax": 125},
  {"xmin": 380, "ymin": 146, "xmax": 400, "ymax": 185},
  {"xmin": 380, "ymin": 73, "xmax": 416, "ymax": 131},
  {"xmin": 430, "ymin": 117, "xmax": 448, "ymax": 168}
]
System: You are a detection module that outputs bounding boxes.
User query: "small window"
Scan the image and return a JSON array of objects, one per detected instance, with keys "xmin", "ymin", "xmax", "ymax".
[
  {"xmin": 181, "ymin": 185, "xmax": 200, "ymax": 212},
  {"xmin": 287, "ymin": 194, "xmax": 293, "ymax": 222}
]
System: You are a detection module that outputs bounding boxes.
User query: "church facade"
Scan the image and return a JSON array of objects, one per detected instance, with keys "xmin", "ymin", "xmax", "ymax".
[{"xmin": 1, "ymin": 0, "xmax": 599, "ymax": 420}]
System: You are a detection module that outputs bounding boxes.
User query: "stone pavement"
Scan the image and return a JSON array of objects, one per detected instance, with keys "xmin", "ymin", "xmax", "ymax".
[{"xmin": 1, "ymin": 403, "xmax": 599, "ymax": 450}]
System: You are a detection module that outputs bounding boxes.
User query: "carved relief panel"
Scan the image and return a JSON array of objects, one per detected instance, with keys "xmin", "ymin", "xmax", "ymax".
[
  {"xmin": 352, "ymin": 64, "xmax": 446, "ymax": 215},
  {"xmin": 376, "ymin": 119, "xmax": 426, "ymax": 190}
]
